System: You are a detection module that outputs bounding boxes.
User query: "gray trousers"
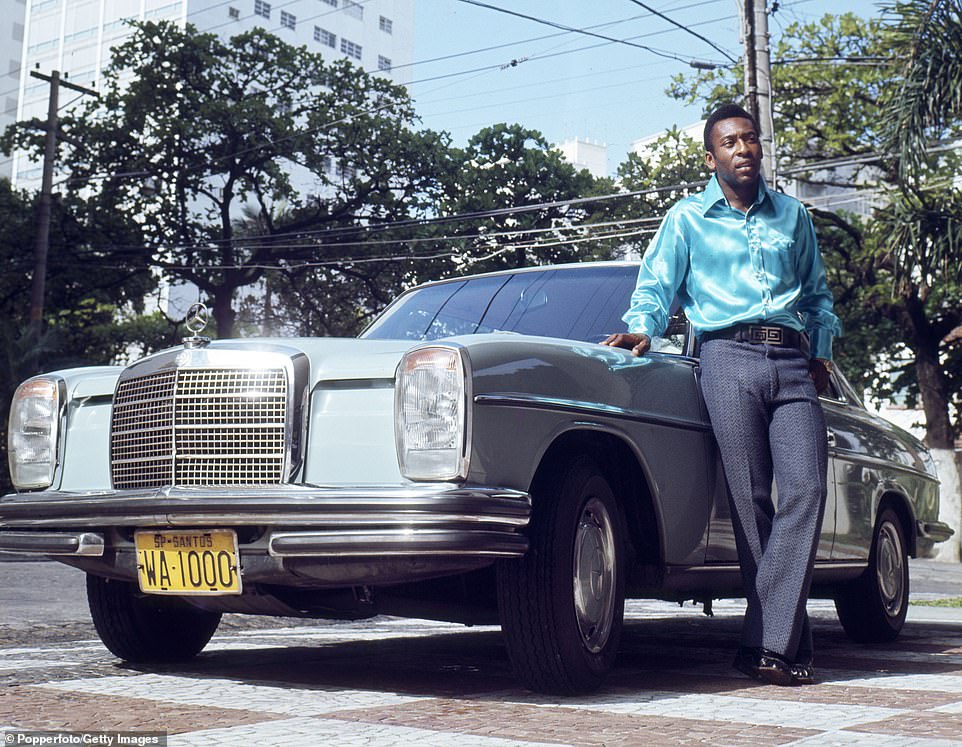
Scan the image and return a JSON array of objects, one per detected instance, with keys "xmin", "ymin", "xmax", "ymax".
[{"xmin": 699, "ymin": 338, "xmax": 828, "ymax": 662}]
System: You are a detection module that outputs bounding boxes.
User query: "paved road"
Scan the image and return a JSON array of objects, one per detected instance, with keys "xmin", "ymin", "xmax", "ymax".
[{"xmin": 1, "ymin": 559, "xmax": 961, "ymax": 745}]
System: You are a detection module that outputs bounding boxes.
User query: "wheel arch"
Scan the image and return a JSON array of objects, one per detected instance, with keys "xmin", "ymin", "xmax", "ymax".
[
  {"xmin": 528, "ymin": 428, "xmax": 663, "ymax": 567},
  {"xmin": 876, "ymin": 488, "xmax": 918, "ymax": 557}
]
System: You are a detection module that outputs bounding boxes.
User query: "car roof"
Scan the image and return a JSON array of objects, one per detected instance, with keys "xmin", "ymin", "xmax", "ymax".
[{"xmin": 410, "ymin": 261, "xmax": 642, "ymax": 290}]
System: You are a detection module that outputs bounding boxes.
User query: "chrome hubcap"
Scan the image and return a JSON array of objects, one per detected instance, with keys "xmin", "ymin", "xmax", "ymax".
[
  {"xmin": 876, "ymin": 521, "xmax": 905, "ymax": 618},
  {"xmin": 573, "ymin": 497, "xmax": 616, "ymax": 653}
]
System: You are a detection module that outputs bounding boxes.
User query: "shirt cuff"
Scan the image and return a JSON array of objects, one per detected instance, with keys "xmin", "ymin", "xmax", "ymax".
[
  {"xmin": 808, "ymin": 328, "xmax": 834, "ymax": 361},
  {"xmin": 628, "ymin": 317, "xmax": 659, "ymax": 339}
]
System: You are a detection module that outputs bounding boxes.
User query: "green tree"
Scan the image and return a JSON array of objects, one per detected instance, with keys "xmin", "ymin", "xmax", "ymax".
[
  {"xmin": 0, "ymin": 181, "xmax": 166, "ymax": 492},
  {"xmin": 876, "ymin": 0, "xmax": 962, "ymax": 453},
  {"xmin": 437, "ymin": 124, "xmax": 602, "ymax": 277},
  {"xmin": 3, "ymin": 21, "xmax": 451, "ymax": 338},
  {"xmin": 603, "ymin": 128, "xmax": 712, "ymax": 259}
]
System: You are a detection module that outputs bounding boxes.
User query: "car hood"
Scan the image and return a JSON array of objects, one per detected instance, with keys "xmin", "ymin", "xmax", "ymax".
[{"xmin": 135, "ymin": 337, "xmax": 420, "ymax": 387}]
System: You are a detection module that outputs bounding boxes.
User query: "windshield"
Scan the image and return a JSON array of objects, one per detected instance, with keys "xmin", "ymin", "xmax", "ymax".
[{"xmin": 362, "ymin": 266, "xmax": 640, "ymax": 344}]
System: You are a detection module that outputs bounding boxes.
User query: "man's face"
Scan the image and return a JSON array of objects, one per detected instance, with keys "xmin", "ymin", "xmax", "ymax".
[{"xmin": 705, "ymin": 117, "xmax": 761, "ymax": 190}]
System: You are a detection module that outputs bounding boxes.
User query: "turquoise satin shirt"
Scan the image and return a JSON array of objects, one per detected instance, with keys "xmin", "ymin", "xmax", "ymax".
[{"xmin": 622, "ymin": 175, "xmax": 841, "ymax": 360}]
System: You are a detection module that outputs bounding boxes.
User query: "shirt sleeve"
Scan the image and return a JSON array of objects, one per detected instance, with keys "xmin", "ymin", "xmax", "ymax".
[
  {"xmin": 794, "ymin": 207, "xmax": 842, "ymax": 360},
  {"xmin": 622, "ymin": 206, "xmax": 690, "ymax": 338}
]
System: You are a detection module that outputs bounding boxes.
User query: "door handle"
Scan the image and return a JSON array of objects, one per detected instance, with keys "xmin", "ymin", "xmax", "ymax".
[{"xmin": 827, "ymin": 430, "xmax": 837, "ymax": 448}]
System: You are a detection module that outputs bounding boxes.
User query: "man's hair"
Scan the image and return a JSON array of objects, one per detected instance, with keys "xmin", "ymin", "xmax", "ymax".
[{"xmin": 703, "ymin": 104, "xmax": 759, "ymax": 152}]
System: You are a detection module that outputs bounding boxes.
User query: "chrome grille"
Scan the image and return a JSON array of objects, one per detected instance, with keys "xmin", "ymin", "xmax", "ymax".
[{"xmin": 111, "ymin": 366, "xmax": 289, "ymax": 488}]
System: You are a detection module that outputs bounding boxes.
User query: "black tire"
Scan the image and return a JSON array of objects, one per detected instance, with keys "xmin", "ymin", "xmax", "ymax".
[
  {"xmin": 86, "ymin": 574, "xmax": 221, "ymax": 662},
  {"xmin": 834, "ymin": 508, "xmax": 909, "ymax": 643},
  {"xmin": 497, "ymin": 455, "xmax": 627, "ymax": 694}
]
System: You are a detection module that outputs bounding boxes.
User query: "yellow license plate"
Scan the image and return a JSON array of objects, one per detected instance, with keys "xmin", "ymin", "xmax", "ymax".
[{"xmin": 135, "ymin": 529, "xmax": 241, "ymax": 595}]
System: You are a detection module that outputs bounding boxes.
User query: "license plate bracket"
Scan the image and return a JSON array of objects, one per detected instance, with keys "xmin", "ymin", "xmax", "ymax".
[{"xmin": 135, "ymin": 529, "xmax": 242, "ymax": 595}]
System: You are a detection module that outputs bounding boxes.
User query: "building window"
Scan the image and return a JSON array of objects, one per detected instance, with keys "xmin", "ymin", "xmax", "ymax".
[
  {"xmin": 228, "ymin": 6, "xmax": 239, "ymax": 19},
  {"xmin": 343, "ymin": 0, "xmax": 362, "ymax": 20},
  {"xmin": 340, "ymin": 38, "xmax": 361, "ymax": 61},
  {"xmin": 377, "ymin": 56, "xmax": 391, "ymax": 72},
  {"xmin": 314, "ymin": 26, "xmax": 336, "ymax": 47},
  {"xmin": 254, "ymin": 0, "xmax": 270, "ymax": 19},
  {"xmin": 280, "ymin": 10, "xmax": 295, "ymax": 29},
  {"xmin": 379, "ymin": 16, "xmax": 392, "ymax": 34}
]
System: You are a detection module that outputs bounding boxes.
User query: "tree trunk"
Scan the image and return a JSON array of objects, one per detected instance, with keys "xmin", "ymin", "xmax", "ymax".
[
  {"xmin": 915, "ymin": 345, "xmax": 955, "ymax": 450},
  {"xmin": 211, "ymin": 291, "xmax": 236, "ymax": 339},
  {"xmin": 902, "ymin": 303, "xmax": 961, "ymax": 561}
]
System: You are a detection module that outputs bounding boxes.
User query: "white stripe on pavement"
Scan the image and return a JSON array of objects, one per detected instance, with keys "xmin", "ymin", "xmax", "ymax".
[{"xmin": 39, "ymin": 674, "xmax": 425, "ymax": 716}]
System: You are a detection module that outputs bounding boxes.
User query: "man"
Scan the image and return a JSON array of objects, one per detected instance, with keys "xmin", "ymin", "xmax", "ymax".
[{"xmin": 603, "ymin": 103, "xmax": 841, "ymax": 686}]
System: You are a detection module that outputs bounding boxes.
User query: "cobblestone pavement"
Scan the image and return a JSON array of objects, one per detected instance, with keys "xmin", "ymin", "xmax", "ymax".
[{"xmin": 2, "ymin": 592, "xmax": 962, "ymax": 746}]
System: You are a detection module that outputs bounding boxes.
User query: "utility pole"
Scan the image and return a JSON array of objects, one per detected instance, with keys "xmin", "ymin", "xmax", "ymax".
[
  {"xmin": 27, "ymin": 69, "xmax": 98, "ymax": 357},
  {"xmin": 742, "ymin": 0, "xmax": 776, "ymax": 183}
]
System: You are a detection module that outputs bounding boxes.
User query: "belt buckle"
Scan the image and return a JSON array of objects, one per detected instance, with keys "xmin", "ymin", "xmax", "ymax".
[{"xmin": 749, "ymin": 325, "xmax": 783, "ymax": 345}]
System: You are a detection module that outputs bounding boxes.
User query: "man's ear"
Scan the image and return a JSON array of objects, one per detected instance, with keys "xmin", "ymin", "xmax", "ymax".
[{"xmin": 705, "ymin": 151, "xmax": 716, "ymax": 172}]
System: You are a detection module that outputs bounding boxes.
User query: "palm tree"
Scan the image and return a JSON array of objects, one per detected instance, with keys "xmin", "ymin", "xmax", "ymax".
[
  {"xmin": 877, "ymin": 0, "xmax": 962, "ymax": 454},
  {"xmin": 884, "ymin": 0, "xmax": 962, "ymax": 182}
]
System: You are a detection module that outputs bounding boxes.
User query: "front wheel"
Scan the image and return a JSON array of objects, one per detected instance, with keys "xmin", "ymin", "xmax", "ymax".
[
  {"xmin": 87, "ymin": 574, "xmax": 221, "ymax": 662},
  {"xmin": 497, "ymin": 456, "xmax": 627, "ymax": 694},
  {"xmin": 834, "ymin": 508, "xmax": 909, "ymax": 643}
]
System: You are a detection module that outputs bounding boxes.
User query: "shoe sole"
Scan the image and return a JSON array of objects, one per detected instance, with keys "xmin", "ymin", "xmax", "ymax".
[{"xmin": 757, "ymin": 664, "xmax": 795, "ymax": 686}]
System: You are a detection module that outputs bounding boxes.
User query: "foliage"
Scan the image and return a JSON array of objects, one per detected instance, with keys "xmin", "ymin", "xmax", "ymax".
[
  {"xmin": 437, "ymin": 124, "xmax": 602, "ymax": 277},
  {"xmin": 0, "ymin": 181, "xmax": 163, "ymax": 492},
  {"xmin": 882, "ymin": 0, "xmax": 962, "ymax": 182},
  {"xmin": 3, "ymin": 21, "xmax": 452, "ymax": 338},
  {"xmin": 605, "ymin": 128, "xmax": 711, "ymax": 257},
  {"xmin": 669, "ymin": 13, "xmax": 893, "ymax": 187}
]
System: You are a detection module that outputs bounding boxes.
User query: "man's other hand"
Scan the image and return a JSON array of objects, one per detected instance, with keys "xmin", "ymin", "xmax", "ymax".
[
  {"xmin": 809, "ymin": 359, "xmax": 831, "ymax": 395},
  {"xmin": 601, "ymin": 333, "xmax": 651, "ymax": 356}
]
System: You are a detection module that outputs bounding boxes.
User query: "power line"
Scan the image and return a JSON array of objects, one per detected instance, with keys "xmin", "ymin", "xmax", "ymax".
[
  {"xmin": 453, "ymin": 0, "xmax": 712, "ymax": 67},
  {"xmin": 623, "ymin": 0, "xmax": 739, "ymax": 64},
  {"xmin": 98, "ymin": 181, "xmax": 705, "ymax": 254}
]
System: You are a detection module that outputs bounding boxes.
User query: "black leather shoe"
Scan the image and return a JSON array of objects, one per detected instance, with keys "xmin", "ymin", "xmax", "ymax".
[
  {"xmin": 756, "ymin": 648, "xmax": 794, "ymax": 686},
  {"xmin": 790, "ymin": 661, "xmax": 816, "ymax": 685}
]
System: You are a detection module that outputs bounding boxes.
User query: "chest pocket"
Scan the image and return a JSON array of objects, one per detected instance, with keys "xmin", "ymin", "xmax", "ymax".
[{"xmin": 764, "ymin": 227, "xmax": 793, "ymax": 254}]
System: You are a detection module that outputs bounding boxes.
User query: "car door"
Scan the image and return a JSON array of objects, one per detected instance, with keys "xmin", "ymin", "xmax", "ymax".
[{"xmin": 821, "ymin": 373, "xmax": 898, "ymax": 560}]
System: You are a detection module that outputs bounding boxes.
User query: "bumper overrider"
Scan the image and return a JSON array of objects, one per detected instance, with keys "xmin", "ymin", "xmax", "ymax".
[{"xmin": 0, "ymin": 484, "xmax": 532, "ymax": 562}]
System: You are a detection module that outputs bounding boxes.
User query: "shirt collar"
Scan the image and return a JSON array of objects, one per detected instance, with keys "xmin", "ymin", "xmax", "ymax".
[{"xmin": 700, "ymin": 174, "xmax": 769, "ymax": 215}]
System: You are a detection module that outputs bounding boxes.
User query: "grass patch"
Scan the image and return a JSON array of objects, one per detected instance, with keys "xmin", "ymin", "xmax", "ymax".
[{"xmin": 910, "ymin": 597, "xmax": 962, "ymax": 608}]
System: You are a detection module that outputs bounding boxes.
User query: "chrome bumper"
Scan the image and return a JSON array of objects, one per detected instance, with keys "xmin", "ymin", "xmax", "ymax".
[
  {"xmin": 917, "ymin": 519, "xmax": 955, "ymax": 543},
  {"xmin": 0, "ymin": 484, "xmax": 531, "ymax": 559}
]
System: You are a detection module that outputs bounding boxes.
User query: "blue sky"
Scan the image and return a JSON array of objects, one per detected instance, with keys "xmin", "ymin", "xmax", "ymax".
[{"xmin": 411, "ymin": 0, "xmax": 885, "ymax": 172}]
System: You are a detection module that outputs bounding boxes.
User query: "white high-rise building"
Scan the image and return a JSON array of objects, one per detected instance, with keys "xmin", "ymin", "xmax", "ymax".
[
  {"xmin": 0, "ymin": 0, "xmax": 27, "ymax": 181},
  {"xmin": 11, "ymin": 0, "xmax": 415, "ymax": 189}
]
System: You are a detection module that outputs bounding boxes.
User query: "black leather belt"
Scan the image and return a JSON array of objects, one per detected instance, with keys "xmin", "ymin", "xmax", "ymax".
[{"xmin": 702, "ymin": 323, "xmax": 801, "ymax": 348}]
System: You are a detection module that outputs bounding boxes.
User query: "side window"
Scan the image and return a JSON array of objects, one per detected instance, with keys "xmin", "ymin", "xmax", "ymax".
[
  {"xmin": 362, "ymin": 281, "xmax": 465, "ymax": 340},
  {"xmin": 424, "ymin": 275, "xmax": 510, "ymax": 339},
  {"xmin": 574, "ymin": 266, "xmax": 637, "ymax": 342},
  {"xmin": 506, "ymin": 267, "xmax": 634, "ymax": 342},
  {"xmin": 477, "ymin": 272, "xmax": 544, "ymax": 333}
]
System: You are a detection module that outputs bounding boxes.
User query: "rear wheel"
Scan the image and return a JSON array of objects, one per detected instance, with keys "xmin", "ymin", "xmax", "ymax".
[
  {"xmin": 86, "ymin": 574, "xmax": 221, "ymax": 662},
  {"xmin": 834, "ymin": 508, "xmax": 909, "ymax": 643},
  {"xmin": 497, "ymin": 456, "xmax": 626, "ymax": 694}
]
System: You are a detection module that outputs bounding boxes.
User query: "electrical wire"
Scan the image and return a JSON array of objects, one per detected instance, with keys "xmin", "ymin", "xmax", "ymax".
[
  {"xmin": 82, "ymin": 180, "xmax": 705, "ymax": 254},
  {"xmin": 453, "ymin": 0, "xmax": 705, "ymax": 66},
  {"xmin": 623, "ymin": 0, "xmax": 739, "ymax": 63}
]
